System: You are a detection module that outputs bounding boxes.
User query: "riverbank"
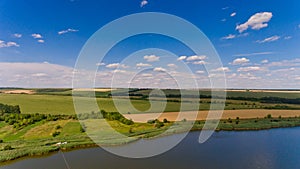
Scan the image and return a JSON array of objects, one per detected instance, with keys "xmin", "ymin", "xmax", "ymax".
[{"xmin": 1, "ymin": 115, "xmax": 300, "ymax": 164}]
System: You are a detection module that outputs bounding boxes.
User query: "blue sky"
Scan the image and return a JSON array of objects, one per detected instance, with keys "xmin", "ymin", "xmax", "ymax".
[{"xmin": 1, "ymin": 0, "xmax": 300, "ymax": 88}]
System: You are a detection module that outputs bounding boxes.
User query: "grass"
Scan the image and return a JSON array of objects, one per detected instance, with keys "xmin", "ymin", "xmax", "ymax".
[{"xmin": 1, "ymin": 93, "xmax": 300, "ymax": 116}]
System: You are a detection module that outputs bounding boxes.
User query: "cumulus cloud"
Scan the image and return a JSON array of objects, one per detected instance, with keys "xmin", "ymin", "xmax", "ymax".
[
  {"xmin": 0, "ymin": 40, "xmax": 19, "ymax": 48},
  {"xmin": 192, "ymin": 61, "xmax": 207, "ymax": 65},
  {"xmin": 212, "ymin": 67, "xmax": 230, "ymax": 72},
  {"xmin": 58, "ymin": 28, "xmax": 79, "ymax": 35},
  {"xmin": 167, "ymin": 63, "xmax": 177, "ymax": 68},
  {"xmin": 256, "ymin": 35, "xmax": 280, "ymax": 43},
  {"xmin": 153, "ymin": 67, "xmax": 166, "ymax": 72},
  {"xmin": 13, "ymin": 33, "xmax": 22, "ymax": 38},
  {"xmin": 144, "ymin": 55, "xmax": 159, "ymax": 62},
  {"xmin": 236, "ymin": 12, "xmax": 273, "ymax": 33},
  {"xmin": 31, "ymin": 33, "xmax": 43, "ymax": 39},
  {"xmin": 261, "ymin": 59, "xmax": 269, "ymax": 64},
  {"xmin": 136, "ymin": 63, "xmax": 152, "ymax": 67},
  {"xmin": 140, "ymin": 0, "xmax": 148, "ymax": 7},
  {"xmin": 186, "ymin": 55, "xmax": 207, "ymax": 61},
  {"xmin": 232, "ymin": 58, "xmax": 250, "ymax": 65},
  {"xmin": 177, "ymin": 56, "xmax": 187, "ymax": 61},
  {"xmin": 237, "ymin": 66, "xmax": 263, "ymax": 72},
  {"xmin": 37, "ymin": 39, "xmax": 45, "ymax": 43},
  {"xmin": 230, "ymin": 12, "xmax": 236, "ymax": 17},
  {"xmin": 106, "ymin": 63, "xmax": 128, "ymax": 69},
  {"xmin": 284, "ymin": 36, "xmax": 292, "ymax": 40}
]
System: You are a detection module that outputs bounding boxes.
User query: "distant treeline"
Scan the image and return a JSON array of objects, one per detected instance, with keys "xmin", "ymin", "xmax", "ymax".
[
  {"xmin": 111, "ymin": 92, "xmax": 300, "ymax": 105},
  {"xmin": 0, "ymin": 103, "xmax": 21, "ymax": 114}
]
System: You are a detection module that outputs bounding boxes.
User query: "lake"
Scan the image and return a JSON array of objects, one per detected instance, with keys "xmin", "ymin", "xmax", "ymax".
[{"xmin": 1, "ymin": 127, "xmax": 300, "ymax": 169}]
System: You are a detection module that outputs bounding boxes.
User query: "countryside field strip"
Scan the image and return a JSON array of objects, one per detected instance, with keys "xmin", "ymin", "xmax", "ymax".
[{"xmin": 124, "ymin": 109, "xmax": 300, "ymax": 123}]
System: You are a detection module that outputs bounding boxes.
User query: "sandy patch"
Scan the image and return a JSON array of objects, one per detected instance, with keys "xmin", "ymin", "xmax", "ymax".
[
  {"xmin": 124, "ymin": 109, "xmax": 300, "ymax": 123},
  {"xmin": 2, "ymin": 90, "xmax": 35, "ymax": 94}
]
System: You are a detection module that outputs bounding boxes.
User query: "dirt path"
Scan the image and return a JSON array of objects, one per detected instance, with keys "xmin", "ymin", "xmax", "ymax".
[{"xmin": 124, "ymin": 109, "xmax": 300, "ymax": 122}]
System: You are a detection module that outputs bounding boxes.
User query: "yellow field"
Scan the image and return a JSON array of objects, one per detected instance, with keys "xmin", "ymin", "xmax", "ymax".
[{"xmin": 125, "ymin": 109, "xmax": 300, "ymax": 122}]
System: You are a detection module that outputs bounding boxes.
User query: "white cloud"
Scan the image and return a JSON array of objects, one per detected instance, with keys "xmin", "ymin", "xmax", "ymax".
[
  {"xmin": 186, "ymin": 55, "xmax": 207, "ymax": 61},
  {"xmin": 13, "ymin": 34, "xmax": 22, "ymax": 38},
  {"xmin": 31, "ymin": 33, "xmax": 43, "ymax": 39},
  {"xmin": 96, "ymin": 62, "xmax": 105, "ymax": 66},
  {"xmin": 221, "ymin": 18, "xmax": 226, "ymax": 22},
  {"xmin": 256, "ymin": 35, "xmax": 280, "ymax": 43},
  {"xmin": 58, "ymin": 28, "xmax": 79, "ymax": 35},
  {"xmin": 236, "ymin": 12, "xmax": 273, "ymax": 33},
  {"xmin": 140, "ymin": 0, "xmax": 148, "ymax": 7},
  {"xmin": 0, "ymin": 62, "xmax": 74, "ymax": 88},
  {"xmin": 233, "ymin": 52, "xmax": 273, "ymax": 57},
  {"xmin": 37, "ymin": 39, "xmax": 45, "ymax": 43},
  {"xmin": 106, "ymin": 63, "xmax": 128, "ymax": 69},
  {"xmin": 237, "ymin": 66, "xmax": 263, "ymax": 72},
  {"xmin": 112, "ymin": 69, "xmax": 127, "ymax": 74},
  {"xmin": 222, "ymin": 7, "xmax": 229, "ymax": 10},
  {"xmin": 177, "ymin": 56, "xmax": 187, "ymax": 61},
  {"xmin": 136, "ymin": 63, "xmax": 151, "ymax": 67},
  {"xmin": 284, "ymin": 36, "xmax": 292, "ymax": 40},
  {"xmin": 144, "ymin": 55, "xmax": 160, "ymax": 62},
  {"xmin": 212, "ymin": 67, "xmax": 230, "ymax": 72},
  {"xmin": 222, "ymin": 34, "xmax": 236, "ymax": 40},
  {"xmin": 167, "ymin": 63, "xmax": 177, "ymax": 68},
  {"xmin": 261, "ymin": 59, "xmax": 269, "ymax": 64},
  {"xmin": 153, "ymin": 67, "xmax": 166, "ymax": 72},
  {"xmin": 230, "ymin": 12, "xmax": 236, "ymax": 17},
  {"xmin": 192, "ymin": 61, "xmax": 207, "ymax": 65},
  {"xmin": 0, "ymin": 40, "xmax": 19, "ymax": 48},
  {"xmin": 31, "ymin": 73, "xmax": 48, "ymax": 77},
  {"xmin": 196, "ymin": 70, "xmax": 205, "ymax": 74},
  {"xmin": 232, "ymin": 58, "xmax": 250, "ymax": 65}
]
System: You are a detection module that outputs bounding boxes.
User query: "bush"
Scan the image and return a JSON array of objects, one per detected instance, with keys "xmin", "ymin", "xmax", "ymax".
[
  {"xmin": 80, "ymin": 126, "xmax": 85, "ymax": 133},
  {"xmin": 267, "ymin": 114, "xmax": 272, "ymax": 119},
  {"xmin": 52, "ymin": 131, "xmax": 60, "ymax": 137},
  {"xmin": 0, "ymin": 139, "xmax": 3, "ymax": 143},
  {"xmin": 55, "ymin": 125, "xmax": 62, "ymax": 129},
  {"xmin": 155, "ymin": 122, "xmax": 164, "ymax": 128},
  {"xmin": 163, "ymin": 118, "xmax": 169, "ymax": 123},
  {"xmin": 147, "ymin": 119, "xmax": 156, "ymax": 124},
  {"xmin": 4, "ymin": 145, "xmax": 13, "ymax": 150}
]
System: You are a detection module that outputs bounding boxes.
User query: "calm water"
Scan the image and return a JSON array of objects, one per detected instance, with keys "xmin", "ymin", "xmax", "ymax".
[{"xmin": 1, "ymin": 128, "xmax": 300, "ymax": 169}]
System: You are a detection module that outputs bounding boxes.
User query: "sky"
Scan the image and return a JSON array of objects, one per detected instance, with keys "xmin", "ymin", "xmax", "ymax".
[{"xmin": 0, "ymin": 0, "xmax": 300, "ymax": 89}]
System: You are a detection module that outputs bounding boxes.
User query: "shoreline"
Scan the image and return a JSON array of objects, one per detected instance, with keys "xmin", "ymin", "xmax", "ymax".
[{"xmin": 2, "ymin": 116, "xmax": 300, "ymax": 165}]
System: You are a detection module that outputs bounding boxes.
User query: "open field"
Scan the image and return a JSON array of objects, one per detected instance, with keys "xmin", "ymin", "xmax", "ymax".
[{"xmin": 125, "ymin": 110, "xmax": 300, "ymax": 122}]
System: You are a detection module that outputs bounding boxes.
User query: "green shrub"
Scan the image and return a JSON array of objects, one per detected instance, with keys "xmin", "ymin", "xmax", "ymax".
[
  {"xmin": 55, "ymin": 125, "xmax": 62, "ymax": 129},
  {"xmin": 4, "ymin": 145, "xmax": 13, "ymax": 150},
  {"xmin": 52, "ymin": 131, "xmax": 60, "ymax": 137}
]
